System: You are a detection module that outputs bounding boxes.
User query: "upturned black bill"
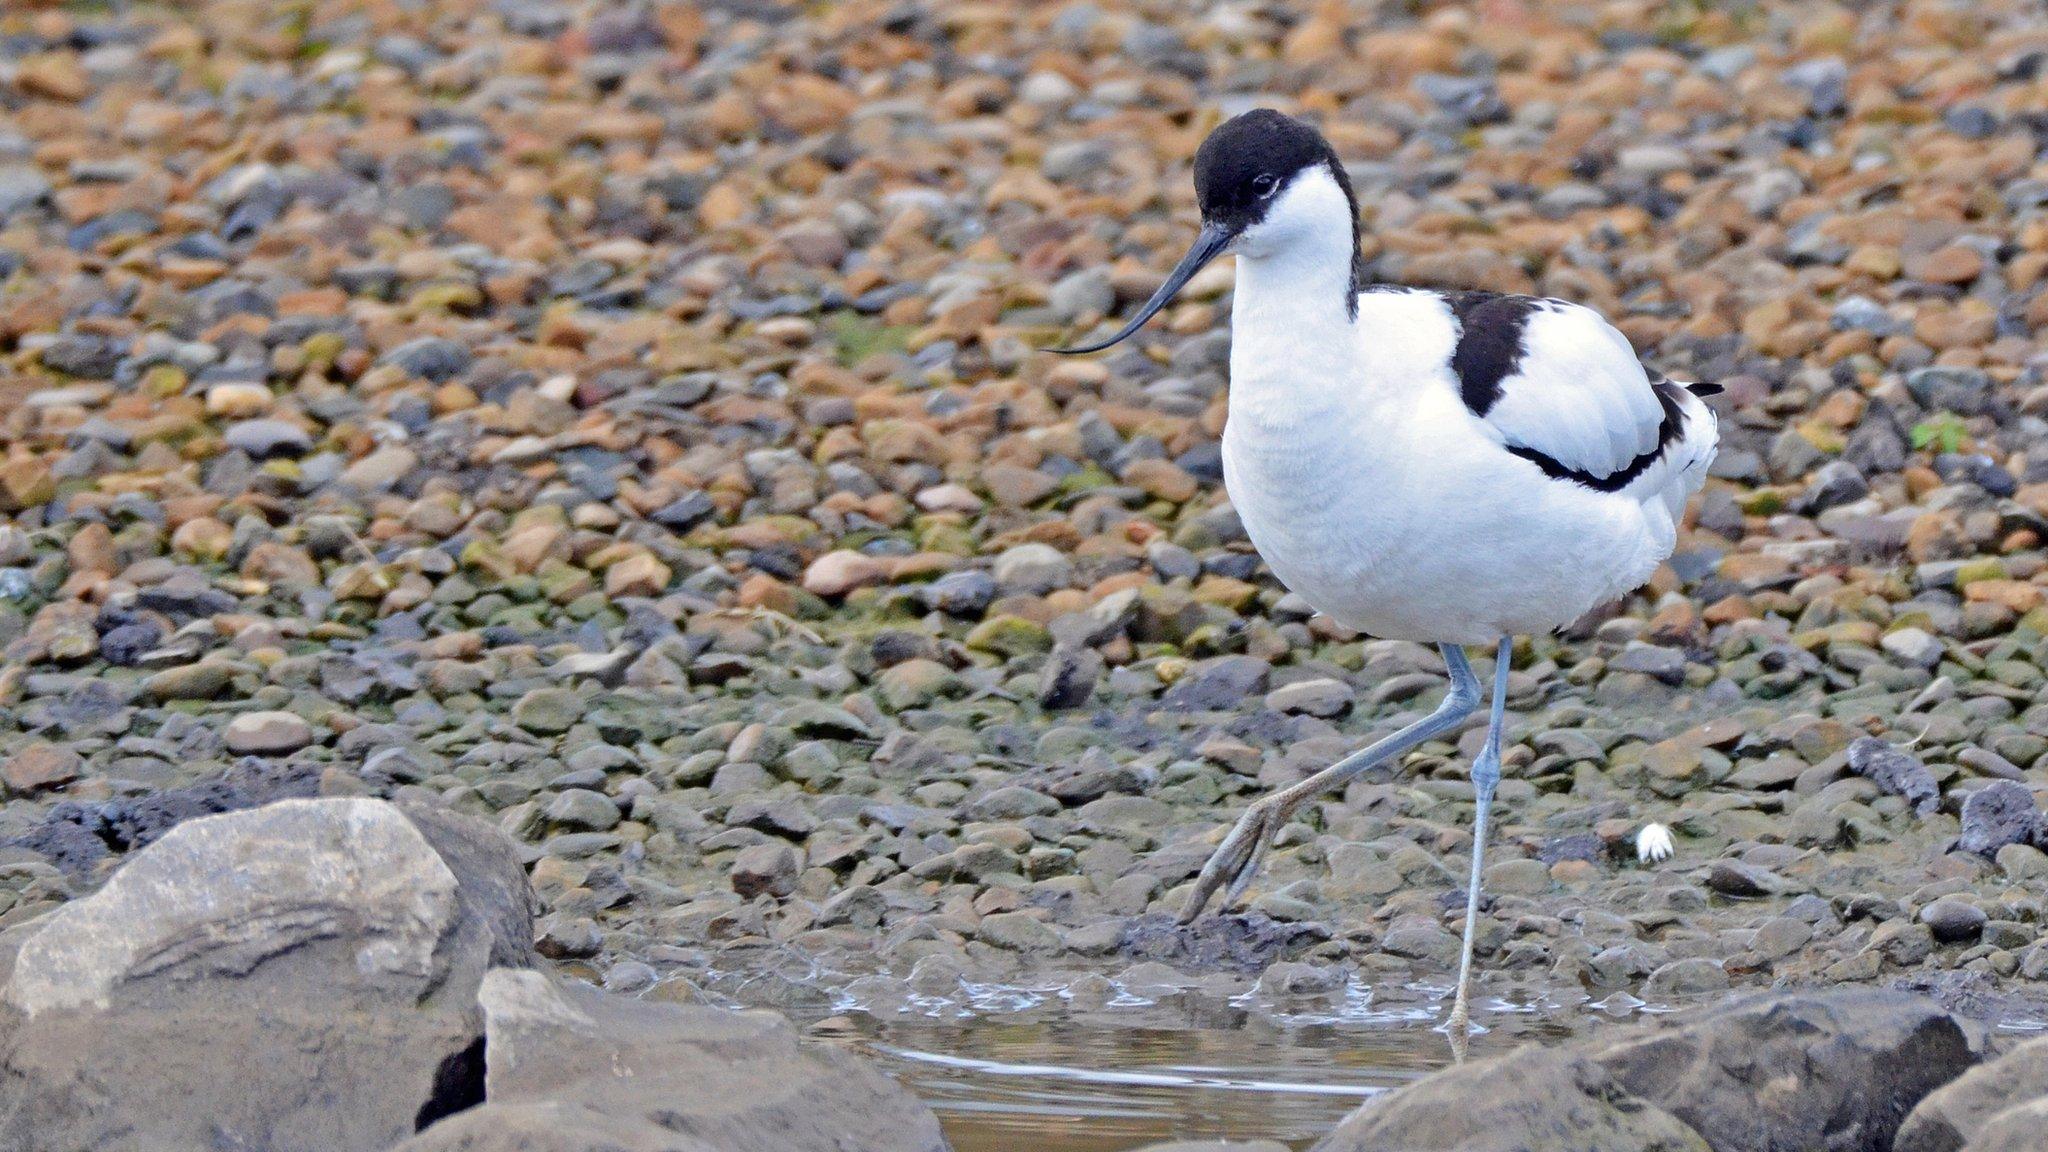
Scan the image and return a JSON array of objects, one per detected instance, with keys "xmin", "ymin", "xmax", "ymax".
[{"xmin": 1049, "ymin": 223, "xmax": 1233, "ymax": 354}]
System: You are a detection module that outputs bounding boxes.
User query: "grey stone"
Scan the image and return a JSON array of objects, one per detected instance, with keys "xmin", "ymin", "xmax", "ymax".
[
  {"xmin": 1041, "ymin": 140, "xmax": 1113, "ymax": 182},
  {"xmin": 1959, "ymin": 781, "xmax": 2043, "ymax": 857},
  {"xmin": 380, "ymin": 337, "xmax": 472, "ymax": 382},
  {"xmin": 223, "ymin": 710, "xmax": 315, "ymax": 755},
  {"xmin": 1870, "ymin": 920, "xmax": 1936, "ymax": 966},
  {"xmin": 769, "ymin": 701, "xmax": 872, "ymax": 739},
  {"xmin": 513, "ymin": 688, "xmax": 586, "ymax": 735},
  {"xmin": 223, "ymin": 418, "xmax": 312, "ymax": 458},
  {"xmin": 397, "ymin": 1101, "xmax": 715, "ymax": 1152},
  {"xmin": 1380, "ymin": 916, "xmax": 1459, "ymax": 965},
  {"xmin": 976, "ymin": 911, "xmax": 1063, "ymax": 953},
  {"xmin": 1128, "ymin": 1143, "xmax": 1289, "ymax": 1152},
  {"xmin": 1049, "ymin": 267, "xmax": 1115, "ymax": 322},
  {"xmin": 1782, "ymin": 56, "xmax": 1848, "ymax": 115},
  {"xmin": 1159, "ymin": 655, "xmax": 1270, "ymax": 711},
  {"xmin": 1049, "ymin": 588, "xmax": 1139, "ymax": 648},
  {"xmin": 337, "ymin": 445, "xmax": 419, "ymax": 491},
  {"xmin": 730, "ymin": 841, "xmax": 800, "ymax": 899},
  {"xmin": 1038, "ymin": 643, "xmax": 1102, "ymax": 710},
  {"xmin": 1609, "ymin": 642, "xmax": 1688, "ymax": 683},
  {"xmin": 1919, "ymin": 899, "xmax": 1987, "ymax": 944},
  {"xmin": 6, "ymin": 798, "xmax": 525, "ymax": 1014},
  {"xmin": 1896, "ymin": 1033, "xmax": 2048, "ymax": 1152},
  {"xmin": 1314, "ymin": 1048, "xmax": 1710, "ymax": 1152},
  {"xmin": 649, "ymin": 491, "xmax": 715, "ymax": 531},
  {"xmin": 1801, "ymin": 460, "xmax": 1867, "ymax": 513},
  {"xmin": 991, "ymin": 543, "xmax": 1073, "ymax": 594},
  {"xmin": 0, "ymin": 798, "xmax": 535, "ymax": 1151},
  {"xmin": 1967, "ymin": 1098, "xmax": 2048, "ymax": 1152},
  {"xmin": 1704, "ymin": 860, "xmax": 1795, "ymax": 898},
  {"xmin": 1593, "ymin": 990, "xmax": 1984, "ymax": 1152},
  {"xmin": 1880, "ymin": 627, "xmax": 1944, "ymax": 669},
  {"xmin": 1254, "ymin": 961, "xmax": 1344, "ymax": 997},
  {"xmin": 1265, "ymin": 677, "xmax": 1354, "ymax": 717},
  {"xmin": 477, "ymin": 969, "xmax": 946, "ymax": 1152},
  {"xmin": 915, "ymin": 569, "xmax": 995, "ymax": 616},
  {"xmin": 544, "ymin": 789, "xmax": 620, "ymax": 832},
  {"xmin": 1642, "ymin": 958, "xmax": 1729, "ymax": 999},
  {"xmin": 0, "ymin": 166, "xmax": 52, "ymax": 218},
  {"xmin": 967, "ymin": 785, "xmax": 1060, "ymax": 821}
]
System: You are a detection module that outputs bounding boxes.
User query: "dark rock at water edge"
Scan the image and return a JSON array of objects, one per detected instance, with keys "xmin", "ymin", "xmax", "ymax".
[
  {"xmin": 461, "ymin": 968, "xmax": 948, "ymax": 1152},
  {"xmin": 1316, "ymin": 990, "xmax": 1985, "ymax": 1152},
  {"xmin": 1315, "ymin": 1048, "xmax": 1711, "ymax": 1152},
  {"xmin": 1896, "ymin": 1030, "xmax": 2048, "ymax": 1152}
]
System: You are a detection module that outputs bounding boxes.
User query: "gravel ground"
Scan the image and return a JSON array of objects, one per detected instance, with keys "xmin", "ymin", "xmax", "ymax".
[{"xmin": 5, "ymin": 0, "xmax": 2048, "ymax": 1034}]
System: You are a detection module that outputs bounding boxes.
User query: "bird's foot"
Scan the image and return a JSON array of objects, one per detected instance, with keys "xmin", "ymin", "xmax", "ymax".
[
  {"xmin": 1443, "ymin": 993, "xmax": 1486, "ymax": 1063},
  {"xmin": 1178, "ymin": 794, "xmax": 1298, "ymax": 923},
  {"xmin": 1445, "ymin": 1006, "xmax": 1472, "ymax": 1065}
]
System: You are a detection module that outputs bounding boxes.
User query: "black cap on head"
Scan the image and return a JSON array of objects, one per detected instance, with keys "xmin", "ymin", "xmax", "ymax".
[
  {"xmin": 1049, "ymin": 109, "xmax": 1361, "ymax": 355},
  {"xmin": 1193, "ymin": 109, "xmax": 1346, "ymax": 233}
]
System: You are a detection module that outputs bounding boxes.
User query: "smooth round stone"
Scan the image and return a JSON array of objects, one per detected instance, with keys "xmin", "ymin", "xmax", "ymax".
[{"xmin": 223, "ymin": 711, "xmax": 315, "ymax": 755}]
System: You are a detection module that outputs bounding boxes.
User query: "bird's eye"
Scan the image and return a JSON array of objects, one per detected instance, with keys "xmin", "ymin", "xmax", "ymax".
[{"xmin": 1253, "ymin": 173, "xmax": 1278, "ymax": 197}]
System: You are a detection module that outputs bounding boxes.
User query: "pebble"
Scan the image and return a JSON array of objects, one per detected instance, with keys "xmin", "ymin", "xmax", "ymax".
[
  {"xmin": 223, "ymin": 420, "xmax": 312, "ymax": 458},
  {"xmin": 2, "ymin": 743, "xmax": 81, "ymax": 796},
  {"xmin": 1918, "ymin": 899, "xmax": 1987, "ymax": 944},
  {"xmin": 1265, "ymin": 678, "xmax": 1354, "ymax": 717},
  {"xmin": 512, "ymin": 689, "xmax": 585, "ymax": 735},
  {"xmin": 1959, "ymin": 782, "xmax": 2044, "ymax": 857},
  {"xmin": 730, "ymin": 842, "xmax": 800, "ymax": 899},
  {"xmin": 1846, "ymin": 738, "xmax": 1940, "ymax": 817},
  {"xmin": 803, "ymin": 551, "xmax": 889, "ymax": 598},
  {"xmin": 222, "ymin": 712, "xmax": 314, "ymax": 756}
]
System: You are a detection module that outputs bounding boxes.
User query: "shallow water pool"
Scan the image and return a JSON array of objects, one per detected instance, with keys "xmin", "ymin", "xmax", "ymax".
[{"xmin": 821, "ymin": 983, "xmax": 1590, "ymax": 1151}]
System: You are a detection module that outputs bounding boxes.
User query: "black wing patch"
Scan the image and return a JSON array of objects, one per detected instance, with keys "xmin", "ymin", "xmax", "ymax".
[
  {"xmin": 1506, "ymin": 377, "xmax": 1690, "ymax": 493},
  {"xmin": 1358, "ymin": 286, "xmax": 1553, "ymax": 417},
  {"xmin": 1444, "ymin": 292, "xmax": 1545, "ymax": 417}
]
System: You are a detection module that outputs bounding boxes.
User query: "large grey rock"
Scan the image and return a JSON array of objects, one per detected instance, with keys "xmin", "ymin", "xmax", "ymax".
[
  {"xmin": 1317, "ymin": 990, "xmax": 1984, "ymax": 1152},
  {"xmin": 1313, "ymin": 1048, "xmax": 1710, "ymax": 1152},
  {"xmin": 1895, "ymin": 1033, "xmax": 2048, "ymax": 1152},
  {"xmin": 396, "ymin": 1101, "xmax": 718, "ymax": 1152},
  {"xmin": 479, "ymin": 969, "xmax": 947, "ymax": 1152},
  {"xmin": 0, "ymin": 798, "xmax": 536, "ymax": 1152},
  {"xmin": 1590, "ymin": 990, "xmax": 1984, "ymax": 1152},
  {"xmin": 0, "ymin": 998, "xmax": 483, "ymax": 1152},
  {"xmin": 1965, "ymin": 1097, "xmax": 2048, "ymax": 1152}
]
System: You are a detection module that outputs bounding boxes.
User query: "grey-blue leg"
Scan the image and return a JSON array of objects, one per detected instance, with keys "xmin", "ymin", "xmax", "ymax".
[
  {"xmin": 1180, "ymin": 643, "xmax": 1483, "ymax": 923},
  {"xmin": 1446, "ymin": 636, "xmax": 1513, "ymax": 1051}
]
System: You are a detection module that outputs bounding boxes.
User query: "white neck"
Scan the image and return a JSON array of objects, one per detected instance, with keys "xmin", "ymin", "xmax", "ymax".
[{"xmin": 1226, "ymin": 167, "xmax": 1361, "ymax": 422}]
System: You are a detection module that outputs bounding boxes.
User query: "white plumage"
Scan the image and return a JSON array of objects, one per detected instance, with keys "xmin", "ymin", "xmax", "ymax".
[
  {"xmin": 1221, "ymin": 167, "xmax": 1717, "ymax": 645},
  {"xmin": 1054, "ymin": 109, "xmax": 1721, "ymax": 1050}
]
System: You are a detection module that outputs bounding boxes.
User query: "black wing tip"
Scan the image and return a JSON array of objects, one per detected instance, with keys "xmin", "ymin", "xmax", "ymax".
[{"xmin": 1687, "ymin": 381, "xmax": 1724, "ymax": 397}]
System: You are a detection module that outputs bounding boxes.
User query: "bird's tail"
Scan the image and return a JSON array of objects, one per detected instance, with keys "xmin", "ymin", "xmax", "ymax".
[{"xmin": 1659, "ymin": 380, "xmax": 1720, "ymax": 519}]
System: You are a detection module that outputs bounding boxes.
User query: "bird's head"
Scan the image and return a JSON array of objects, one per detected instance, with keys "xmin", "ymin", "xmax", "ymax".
[{"xmin": 1053, "ymin": 109, "xmax": 1361, "ymax": 354}]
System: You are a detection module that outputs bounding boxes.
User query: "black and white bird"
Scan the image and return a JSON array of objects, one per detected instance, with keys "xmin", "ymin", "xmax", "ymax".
[{"xmin": 1054, "ymin": 109, "xmax": 1720, "ymax": 1044}]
